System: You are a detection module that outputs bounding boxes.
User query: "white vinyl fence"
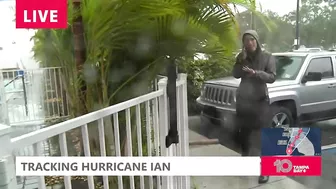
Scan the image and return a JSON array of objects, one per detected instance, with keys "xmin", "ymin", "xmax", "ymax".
[{"xmin": 0, "ymin": 74, "xmax": 190, "ymax": 189}]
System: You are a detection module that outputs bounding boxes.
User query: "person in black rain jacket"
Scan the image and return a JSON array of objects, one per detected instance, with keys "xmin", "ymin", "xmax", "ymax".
[{"xmin": 232, "ymin": 30, "xmax": 276, "ymax": 184}]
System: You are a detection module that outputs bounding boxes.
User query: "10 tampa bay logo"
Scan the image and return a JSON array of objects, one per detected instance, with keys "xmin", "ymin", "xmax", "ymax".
[{"xmin": 273, "ymin": 159, "xmax": 309, "ymax": 173}]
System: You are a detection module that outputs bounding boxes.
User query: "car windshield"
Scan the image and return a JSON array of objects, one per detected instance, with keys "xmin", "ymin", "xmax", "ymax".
[{"xmin": 274, "ymin": 55, "xmax": 305, "ymax": 80}]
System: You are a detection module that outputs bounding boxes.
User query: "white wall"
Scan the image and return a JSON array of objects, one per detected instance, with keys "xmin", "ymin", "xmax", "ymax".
[{"xmin": 0, "ymin": 0, "xmax": 39, "ymax": 70}]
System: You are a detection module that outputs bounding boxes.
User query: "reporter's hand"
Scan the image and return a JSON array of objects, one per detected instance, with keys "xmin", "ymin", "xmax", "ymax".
[{"xmin": 242, "ymin": 66, "xmax": 256, "ymax": 75}]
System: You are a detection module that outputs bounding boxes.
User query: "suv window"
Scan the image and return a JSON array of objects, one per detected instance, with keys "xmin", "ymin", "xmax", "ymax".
[
  {"xmin": 275, "ymin": 56, "xmax": 305, "ymax": 80},
  {"xmin": 305, "ymin": 57, "xmax": 334, "ymax": 78}
]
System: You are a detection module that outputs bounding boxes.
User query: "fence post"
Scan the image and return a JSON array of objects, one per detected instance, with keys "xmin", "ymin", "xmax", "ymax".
[
  {"xmin": 158, "ymin": 77, "xmax": 174, "ymax": 189},
  {"xmin": 0, "ymin": 72, "xmax": 9, "ymax": 125},
  {"xmin": 0, "ymin": 124, "xmax": 17, "ymax": 189},
  {"xmin": 179, "ymin": 73, "xmax": 190, "ymax": 189},
  {"xmin": 179, "ymin": 74, "xmax": 189, "ymax": 156}
]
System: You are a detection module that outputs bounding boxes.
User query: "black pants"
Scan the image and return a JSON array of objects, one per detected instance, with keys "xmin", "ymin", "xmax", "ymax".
[
  {"xmin": 234, "ymin": 98, "xmax": 270, "ymax": 156},
  {"xmin": 234, "ymin": 127, "xmax": 253, "ymax": 156}
]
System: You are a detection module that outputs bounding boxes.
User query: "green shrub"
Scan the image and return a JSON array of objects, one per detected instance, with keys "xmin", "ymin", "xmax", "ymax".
[{"xmin": 179, "ymin": 56, "xmax": 235, "ymax": 115}]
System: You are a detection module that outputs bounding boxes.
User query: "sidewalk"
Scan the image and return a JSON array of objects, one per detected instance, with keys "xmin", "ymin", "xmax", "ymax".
[{"xmin": 189, "ymin": 129, "xmax": 308, "ymax": 189}]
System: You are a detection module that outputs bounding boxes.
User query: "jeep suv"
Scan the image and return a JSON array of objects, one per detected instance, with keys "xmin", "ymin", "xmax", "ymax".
[{"xmin": 196, "ymin": 51, "xmax": 336, "ymax": 131}]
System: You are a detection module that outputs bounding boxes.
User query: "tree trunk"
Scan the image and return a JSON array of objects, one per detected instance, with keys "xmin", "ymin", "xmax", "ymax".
[
  {"xmin": 72, "ymin": 0, "xmax": 87, "ymax": 156},
  {"xmin": 250, "ymin": 0, "xmax": 256, "ymax": 30},
  {"xmin": 104, "ymin": 117, "xmax": 116, "ymax": 156},
  {"xmin": 72, "ymin": 0, "xmax": 87, "ymax": 115}
]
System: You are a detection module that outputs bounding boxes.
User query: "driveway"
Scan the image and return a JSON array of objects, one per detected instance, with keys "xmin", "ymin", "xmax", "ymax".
[{"xmin": 189, "ymin": 115, "xmax": 336, "ymax": 189}]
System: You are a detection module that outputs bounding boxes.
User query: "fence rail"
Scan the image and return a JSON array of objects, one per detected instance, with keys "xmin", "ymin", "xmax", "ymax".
[{"xmin": 0, "ymin": 74, "xmax": 190, "ymax": 189}]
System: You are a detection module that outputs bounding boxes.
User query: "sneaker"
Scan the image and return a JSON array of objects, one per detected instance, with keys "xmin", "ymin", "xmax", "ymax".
[
  {"xmin": 241, "ymin": 150, "xmax": 249, "ymax": 156},
  {"xmin": 258, "ymin": 176, "xmax": 269, "ymax": 184}
]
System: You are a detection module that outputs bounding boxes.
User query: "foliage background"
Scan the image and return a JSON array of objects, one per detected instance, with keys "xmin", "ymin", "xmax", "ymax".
[
  {"xmin": 237, "ymin": 0, "xmax": 336, "ymax": 51},
  {"xmin": 180, "ymin": 56, "xmax": 235, "ymax": 115}
]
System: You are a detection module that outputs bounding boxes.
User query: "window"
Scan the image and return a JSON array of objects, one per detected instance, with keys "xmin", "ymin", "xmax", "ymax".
[
  {"xmin": 275, "ymin": 56, "xmax": 305, "ymax": 80},
  {"xmin": 305, "ymin": 57, "xmax": 334, "ymax": 79}
]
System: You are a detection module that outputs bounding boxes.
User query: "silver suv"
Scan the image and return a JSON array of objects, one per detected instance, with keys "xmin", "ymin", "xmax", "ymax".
[{"xmin": 196, "ymin": 51, "xmax": 336, "ymax": 131}]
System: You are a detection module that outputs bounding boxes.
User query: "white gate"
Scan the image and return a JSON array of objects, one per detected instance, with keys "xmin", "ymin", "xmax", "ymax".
[
  {"xmin": 0, "ymin": 74, "xmax": 190, "ymax": 189},
  {"xmin": 0, "ymin": 67, "xmax": 70, "ymax": 125}
]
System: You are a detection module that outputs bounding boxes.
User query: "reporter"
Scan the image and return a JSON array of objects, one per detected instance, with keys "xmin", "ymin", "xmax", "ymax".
[{"xmin": 232, "ymin": 30, "xmax": 276, "ymax": 184}]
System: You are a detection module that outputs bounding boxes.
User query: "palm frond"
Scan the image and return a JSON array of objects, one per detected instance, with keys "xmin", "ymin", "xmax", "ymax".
[{"xmin": 32, "ymin": 0, "xmax": 260, "ymax": 110}]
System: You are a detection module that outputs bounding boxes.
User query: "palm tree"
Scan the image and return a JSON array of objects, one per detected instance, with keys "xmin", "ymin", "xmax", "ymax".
[
  {"xmin": 72, "ymin": 0, "xmax": 87, "ymax": 115},
  {"xmin": 33, "ymin": 0, "xmax": 260, "ymax": 105},
  {"xmin": 31, "ymin": 0, "xmax": 266, "ymax": 187}
]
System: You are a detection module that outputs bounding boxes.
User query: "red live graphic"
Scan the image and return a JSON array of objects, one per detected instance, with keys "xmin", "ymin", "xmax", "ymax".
[
  {"xmin": 261, "ymin": 156, "xmax": 322, "ymax": 176},
  {"xmin": 16, "ymin": 0, "xmax": 67, "ymax": 29}
]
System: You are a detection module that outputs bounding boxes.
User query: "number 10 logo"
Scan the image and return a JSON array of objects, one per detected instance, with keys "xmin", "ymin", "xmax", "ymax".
[{"xmin": 273, "ymin": 159, "xmax": 292, "ymax": 173}]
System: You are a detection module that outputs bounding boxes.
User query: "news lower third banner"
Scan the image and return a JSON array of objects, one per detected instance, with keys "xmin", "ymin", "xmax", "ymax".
[
  {"xmin": 15, "ymin": 128, "xmax": 321, "ymax": 177},
  {"xmin": 16, "ymin": 156, "xmax": 320, "ymax": 177},
  {"xmin": 261, "ymin": 127, "xmax": 322, "ymax": 176},
  {"xmin": 16, "ymin": 156, "xmax": 262, "ymax": 176}
]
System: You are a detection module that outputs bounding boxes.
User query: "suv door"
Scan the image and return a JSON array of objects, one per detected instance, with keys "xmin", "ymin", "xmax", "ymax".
[{"xmin": 299, "ymin": 56, "xmax": 336, "ymax": 116}]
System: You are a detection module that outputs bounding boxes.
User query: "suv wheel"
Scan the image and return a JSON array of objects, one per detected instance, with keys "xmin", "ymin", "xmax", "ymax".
[{"xmin": 270, "ymin": 105, "xmax": 294, "ymax": 129}]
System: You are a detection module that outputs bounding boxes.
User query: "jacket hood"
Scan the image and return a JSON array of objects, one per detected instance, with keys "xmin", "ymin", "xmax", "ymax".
[{"xmin": 242, "ymin": 30, "xmax": 262, "ymax": 52}]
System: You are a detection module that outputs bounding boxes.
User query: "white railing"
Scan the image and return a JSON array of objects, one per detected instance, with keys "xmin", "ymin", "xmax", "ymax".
[
  {"xmin": 0, "ymin": 67, "xmax": 70, "ymax": 125},
  {"xmin": 0, "ymin": 74, "xmax": 190, "ymax": 189}
]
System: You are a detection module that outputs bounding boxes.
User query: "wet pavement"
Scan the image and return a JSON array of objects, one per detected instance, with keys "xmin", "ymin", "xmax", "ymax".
[{"xmin": 189, "ymin": 115, "xmax": 336, "ymax": 189}]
